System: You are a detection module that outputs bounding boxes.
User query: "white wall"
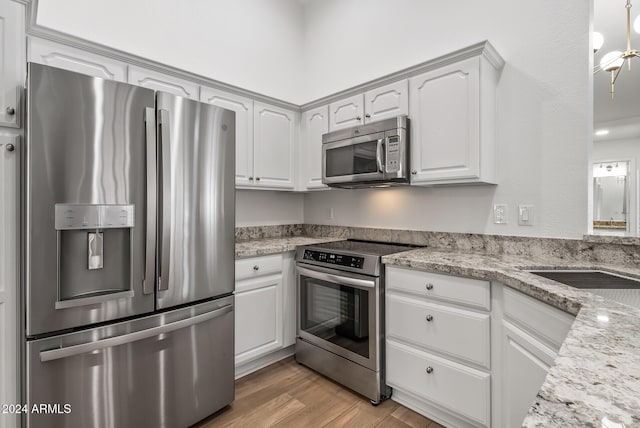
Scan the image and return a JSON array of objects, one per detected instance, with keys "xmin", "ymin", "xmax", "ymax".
[
  {"xmin": 236, "ymin": 190, "xmax": 304, "ymax": 227},
  {"xmin": 303, "ymin": 0, "xmax": 591, "ymax": 239},
  {"xmin": 36, "ymin": 0, "xmax": 305, "ymax": 103}
]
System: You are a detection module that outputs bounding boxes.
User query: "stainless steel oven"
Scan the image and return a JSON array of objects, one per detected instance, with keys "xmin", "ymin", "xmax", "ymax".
[
  {"xmin": 295, "ymin": 240, "xmax": 416, "ymax": 405},
  {"xmin": 322, "ymin": 116, "xmax": 409, "ymax": 189}
]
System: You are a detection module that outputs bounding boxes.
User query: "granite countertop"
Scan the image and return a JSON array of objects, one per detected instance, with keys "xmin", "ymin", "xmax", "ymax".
[
  {"xmin": 382, "ymin": 248, "xmax": 640, "ymax": 427},
  {"xmin": 235, "ymin": 236, "xmax": 343, "ymax": 258}
]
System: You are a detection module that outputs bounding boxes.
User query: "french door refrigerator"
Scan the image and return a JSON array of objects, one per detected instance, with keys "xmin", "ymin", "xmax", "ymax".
[{"xmin": 23, "ymin": 63, "xmax": 235, "ymax": 428}]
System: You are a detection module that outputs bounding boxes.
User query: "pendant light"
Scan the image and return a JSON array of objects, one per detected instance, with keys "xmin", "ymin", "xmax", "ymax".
[{"xmin": 594, "ymin": 0, "xmax": 640, "ymax": 98}]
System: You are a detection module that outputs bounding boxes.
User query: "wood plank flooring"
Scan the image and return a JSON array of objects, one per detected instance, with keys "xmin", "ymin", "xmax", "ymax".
[{"xmin": 193, "ymin": 357, "xmax": 443, "ymax": 428}]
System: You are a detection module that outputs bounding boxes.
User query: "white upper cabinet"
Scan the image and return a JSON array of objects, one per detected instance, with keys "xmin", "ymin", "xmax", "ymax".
[
  {"xmin": 329, "ymin": 80, "xmax": 408, "ymax": 132},
  {"xmin": 300, "ymin": 105, "xmax": 329, "ymax": 190},
  {"xmin": 253, "ymin": 102, "xmax": 296, "ymax": 189},
  {"xmin": 128, "ymin": 66, "xmax": 199, "ymax": 100},
  {"xmin": 329, "ymin": 93, "xmax": 364, "ymax": 131},
  {"xmin": 28, "ymin": 37, "xmax": 127, "ymax": 82},
  {"xmin": 409, "ymin": 51, "xmax": 502, "ymax": 185},
  {"xmin": 0, "ymin": 1, "xmax": 24, "ymax": 128},
  {"xmin": 364, "ymin": 80, "xmax": 408, "ymax": 123},
  {"xmin": 200, "ymin": 87, "xmax": 254, "ymax": 187}
]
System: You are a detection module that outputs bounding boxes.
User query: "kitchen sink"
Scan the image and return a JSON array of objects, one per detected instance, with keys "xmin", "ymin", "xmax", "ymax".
[{"xmin": 528, "ymin": 270, "xmax": 640, "ymax": 289}]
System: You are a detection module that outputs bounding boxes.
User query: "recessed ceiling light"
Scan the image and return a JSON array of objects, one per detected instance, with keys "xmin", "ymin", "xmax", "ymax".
[{"xmin": 595, "ymin": 129, "xmax": 610, "ymax": 136}]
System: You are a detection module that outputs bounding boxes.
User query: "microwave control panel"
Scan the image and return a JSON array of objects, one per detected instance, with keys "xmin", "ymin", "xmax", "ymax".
[
  {"xmin": 385, "ymin": 136, "xmax": 400, "ymax": 173},
  {"xmin": 303, "ymin": 250, "xmax": 365, "ymax": 269}
]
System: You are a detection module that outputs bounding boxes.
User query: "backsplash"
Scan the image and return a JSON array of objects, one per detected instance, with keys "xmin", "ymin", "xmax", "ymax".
[
  {"xmin": 302, "ymin": 225, "xmax": 640, "ymax": 266},
  {"xmin": 235, "ymin": 224, "xmax": 640, "ymax": 266},
  {"xmin": 235, "ymin": 224, "xmax": 305, "ymax": 241}
]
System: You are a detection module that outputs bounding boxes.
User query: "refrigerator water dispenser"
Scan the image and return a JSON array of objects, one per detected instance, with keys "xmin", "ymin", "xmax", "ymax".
[{"xmin": 55, "ymin": 204, "xmax": 135, "ymax": 309}]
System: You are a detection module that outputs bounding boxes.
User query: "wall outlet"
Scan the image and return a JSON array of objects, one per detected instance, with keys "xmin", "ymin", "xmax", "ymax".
[
  {"xmin": 518, "ymin": 205, "xmax": 534, "ymax": 226},
  {"xmin": 493, "ymin": 204, "xmax": 508, "ymax": 224},
  {"xmin": 327, "ymin": 208, "xmax": 334, "ymax": 220}
]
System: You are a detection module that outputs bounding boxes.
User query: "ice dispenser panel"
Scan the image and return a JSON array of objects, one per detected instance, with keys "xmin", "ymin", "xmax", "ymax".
[{"xmin": 55, "ymin": 204, "xmax": 135, "ymax": 309}]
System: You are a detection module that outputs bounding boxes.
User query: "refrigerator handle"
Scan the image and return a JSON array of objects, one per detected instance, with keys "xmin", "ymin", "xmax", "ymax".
[
  {"xmin": 143, "ymin": 107, "xmax": 157, "ymax": 295},
  {"xmin": 157, "ymin": 109, "xmax": 171, "ymax": 292},
  {"xmin": 39, "ymin": 304, "xmax": 233, "ymax": 362}
]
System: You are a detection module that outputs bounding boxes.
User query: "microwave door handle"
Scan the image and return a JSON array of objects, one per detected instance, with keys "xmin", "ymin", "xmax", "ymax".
[
  {"xmin": 157, "ymin": 109, "xmax": 171, "ymax": 292},
  {"xmin": 143, "ymin": 107, "xmax": 157, "ymax": 295},
  {"xmin": 376, "ymin": 138, "xmax": 385, "ymax": 173}
]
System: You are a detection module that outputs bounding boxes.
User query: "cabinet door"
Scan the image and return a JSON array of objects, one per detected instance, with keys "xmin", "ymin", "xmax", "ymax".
[
  {"xmin": 364, "ymin": 80, "xmax": 408, "ymax": 123},
  {"xmin": 28, "ymin": 37, "xmax": 127, "ymax": 82},
  {"xmin": 253, "ymin": 102, "xmax": 296, "ymax": 189},
  {"xmin": 501, "ymin": 320, "xmax": 556, "ymax": 428},
  {"xmin": 0, "ymin": 135, "xmax": 19, "ymax": 428},
  {"xmin": 329, "ymin": 94, "xmax": 364, "ymax": 131},
  {"xmin": 128, "ymin": 66, "xmax": 199, "ymax": 100},
  {"xmin": 300, "ymin": 105, "xmax": 329, "ymax": 190},
  {"xmin": 200, "ymin": 87, "xmax": 254, "ymax": 187},
  {"xmin": 409, "ymin": 58, "xmax": 480, "ymax": 184},
  {"xmin": 235, "ymin": 274, "xmax": 283, "ymax": 365},
  {"xmin": 0, "ymin": 1, "xmax": 24, "ymax": 128}
]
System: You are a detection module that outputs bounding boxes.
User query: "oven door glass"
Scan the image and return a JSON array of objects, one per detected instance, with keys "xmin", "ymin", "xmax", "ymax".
[{"xmin": 297, "ymin": 266, "xmax": 378, "ymax": 370}]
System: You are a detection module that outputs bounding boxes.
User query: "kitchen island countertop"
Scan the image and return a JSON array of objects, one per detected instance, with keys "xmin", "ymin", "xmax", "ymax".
[{"xmin": 382, "ymin": 247, "xmax": 640, "ymax": 428}]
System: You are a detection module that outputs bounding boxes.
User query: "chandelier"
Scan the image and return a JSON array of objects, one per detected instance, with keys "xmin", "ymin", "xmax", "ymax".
[{"xmin": 593, "ymin": 0, "xmax": 640, "ymax": 98}]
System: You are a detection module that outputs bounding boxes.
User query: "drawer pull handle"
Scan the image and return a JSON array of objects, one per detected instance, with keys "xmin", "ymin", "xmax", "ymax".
[
  {"xmin": 425, "ymin": 283, "xmax": 434, "ymax": 291},
  {"xmin": 425, "ymin": 366, "xmax": 434, "ymax": 374},
  {"xmin": 253, "ymin": 265, "xmax": 260, "ymax": 271},
  {"xmin": 425, "ymin": 314, "xmax": 434, "ymax": 322}
]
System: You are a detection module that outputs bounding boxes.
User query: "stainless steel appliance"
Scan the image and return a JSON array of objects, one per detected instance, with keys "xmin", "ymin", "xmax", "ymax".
[
  {"xmin": 322, "ymin": 116, "xmax": 409, "ymax": 188},
  {"xmin": 294, "ymin": 240, "xmax": 416, "ymax": 405},
  {"xmin": 23, "ymin": 63, "xmax": 235, "ymax": 428}
]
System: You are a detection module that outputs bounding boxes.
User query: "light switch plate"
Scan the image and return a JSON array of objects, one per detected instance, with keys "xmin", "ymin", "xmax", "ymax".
[
  {"xmin": 518, "ymin": 205, "xmax": 534, "ymax": 226},
  {"xmin": 493, "ymin": 204, "xmax": 508, "ymax": 224}
]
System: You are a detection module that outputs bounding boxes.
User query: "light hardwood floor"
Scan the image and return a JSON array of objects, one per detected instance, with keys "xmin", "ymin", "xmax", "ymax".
[{"xmin": 193, "ymin": 357, "xmax": 443, "ymax": 428}]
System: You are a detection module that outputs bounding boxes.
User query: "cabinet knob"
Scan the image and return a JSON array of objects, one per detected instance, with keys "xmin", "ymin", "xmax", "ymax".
[
  {"xmin": 253, "ymin": 265, "xmax": 260, "ymax": 271},
  {"xmin": 5, "ymin": 143, "xmax": 15, "ymax": 152},
  {"xmin": 425, "ymin": 366, "xmax": 434, "ymax": 374},
  {"xmin": 425, "ymin": 283, "xmax": 434, "ymax": 291},
  {"xmin": 411, "ymin": 170, "xmax": 417, "ymax": 175},
  {"xmin": 248, "ymin": 176, "xmax": 254, "ymax": 181},
  {"xmin": 255, "ymin": 177, "xmax": 261, "ymax": 181},
  {"xmin": 356, "ymin": 116, "xmax": 362, "ymax": 121},
  {"xmin": 425, "ymin": 314, "xmax": 434, "ymax": 322},
  {"xmin": 365, "ymin": 113, "xmax": 371, "ymax": 119},
  {"xmin": 6, "ymin": 107, "xmax": 15, "ymax": 116}
]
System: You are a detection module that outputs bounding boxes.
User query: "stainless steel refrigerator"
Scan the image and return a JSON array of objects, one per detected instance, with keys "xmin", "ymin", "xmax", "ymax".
[{"xmin": 23, "ymin": 63, "xmax": 235, "ymax": 428}]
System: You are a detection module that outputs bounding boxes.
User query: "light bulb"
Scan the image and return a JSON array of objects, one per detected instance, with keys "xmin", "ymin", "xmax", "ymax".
[
  {"xmin": 600, "ymin": 51, "xmax": 624, "ymax": 71},
  {"xmin": 634, "ymin": 14, "xmax": 640, "ymax": 34},
  {"xmin": 593, "ymin": 32, "xmax": 604, "ymax": 52}
]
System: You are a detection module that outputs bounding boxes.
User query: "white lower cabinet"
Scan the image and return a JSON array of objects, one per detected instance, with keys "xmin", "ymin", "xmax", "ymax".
[
  {"xmin": 387, "ymin": 340, "xmax": 491, "ymax": 427},
  {"xmin": 386, "ymin": 267, "xmax": 575, "ymax": 428},
  {"xmin": 234, "ymin": 252, "xmax": 296, "ymax": 378},
  {"xmin": 386, "ymin": 266, "xmax": 491, "ymax": 428},
  {"xmin": 491, "ymin": 284, "xmax": 575, "ymax": 428}
]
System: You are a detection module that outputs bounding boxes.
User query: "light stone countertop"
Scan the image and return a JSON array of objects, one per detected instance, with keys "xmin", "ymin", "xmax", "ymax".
[
  {"xmin": 235, "ymin": 236, "xmax": 343, "ymax": 259},
  {"xmin": 382, "ymin": 248, "xmax": 640, "ymax": 427}
]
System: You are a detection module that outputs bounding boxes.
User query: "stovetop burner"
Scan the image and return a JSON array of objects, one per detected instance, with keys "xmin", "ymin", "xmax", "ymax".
[
  {"xmin": 295, "ymin": 239, "xmax": 419, "ymax": 277},
  {"xmin": 305, "ymin": 239, "xmax": 417, "ymax": 256}
]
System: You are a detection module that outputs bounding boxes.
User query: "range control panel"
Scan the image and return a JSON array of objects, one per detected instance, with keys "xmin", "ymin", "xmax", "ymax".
[{"xmin": 303, "ymin": 250, "xmax": 365, "ymax": 269}]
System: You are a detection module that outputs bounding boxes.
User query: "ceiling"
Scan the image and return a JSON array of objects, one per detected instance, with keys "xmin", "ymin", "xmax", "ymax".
[{"xmin": 593, "ymin": 0, "xmax": 640, "ymax": 126}]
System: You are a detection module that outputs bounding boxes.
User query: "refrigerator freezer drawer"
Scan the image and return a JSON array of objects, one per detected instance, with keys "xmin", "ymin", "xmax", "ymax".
[{"xmin": 25, "ymin": 297, "xmax": 234, "ymax": 428}]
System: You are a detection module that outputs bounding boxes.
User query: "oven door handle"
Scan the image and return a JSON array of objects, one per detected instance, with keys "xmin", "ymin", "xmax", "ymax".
[{"xmin": 297, "ymin": 266, "xmax": 376, "ymax": 290}]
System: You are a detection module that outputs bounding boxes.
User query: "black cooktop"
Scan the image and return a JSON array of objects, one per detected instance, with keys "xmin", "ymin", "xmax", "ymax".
[{"xmin": 305, "ymin": 239, "xmax": 417, "ymax": 256}]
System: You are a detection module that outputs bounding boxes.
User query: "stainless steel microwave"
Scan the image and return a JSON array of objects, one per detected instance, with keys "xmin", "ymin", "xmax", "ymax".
[{"xmin": 322, "ymin": 116, "xmax": 409, "ymax": 188}]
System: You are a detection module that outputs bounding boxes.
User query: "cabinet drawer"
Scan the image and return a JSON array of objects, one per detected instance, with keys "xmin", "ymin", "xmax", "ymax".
[
  {"xmin": 502, "ymin": 286, "xmax": 574, "ymax": 352},
  {"xmin": 387, "ymin": 340, "xmax": 490, "ymax": 427},
  {"xmin": 387, "ymin": 293, "xmax": 490, "ymax": 368},
  {"xmin": 386, "ymin": 266, "xmax": 490, "ymax": 310},
  {"xmin": 235, "ymin": 254, "xmax": 283, "ymax": 281}
]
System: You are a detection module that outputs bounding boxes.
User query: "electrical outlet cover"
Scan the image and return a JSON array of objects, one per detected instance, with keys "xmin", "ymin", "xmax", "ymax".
[{"xmin": 493, "ymin": 204, "xmax": 508, "ymax": 224}]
